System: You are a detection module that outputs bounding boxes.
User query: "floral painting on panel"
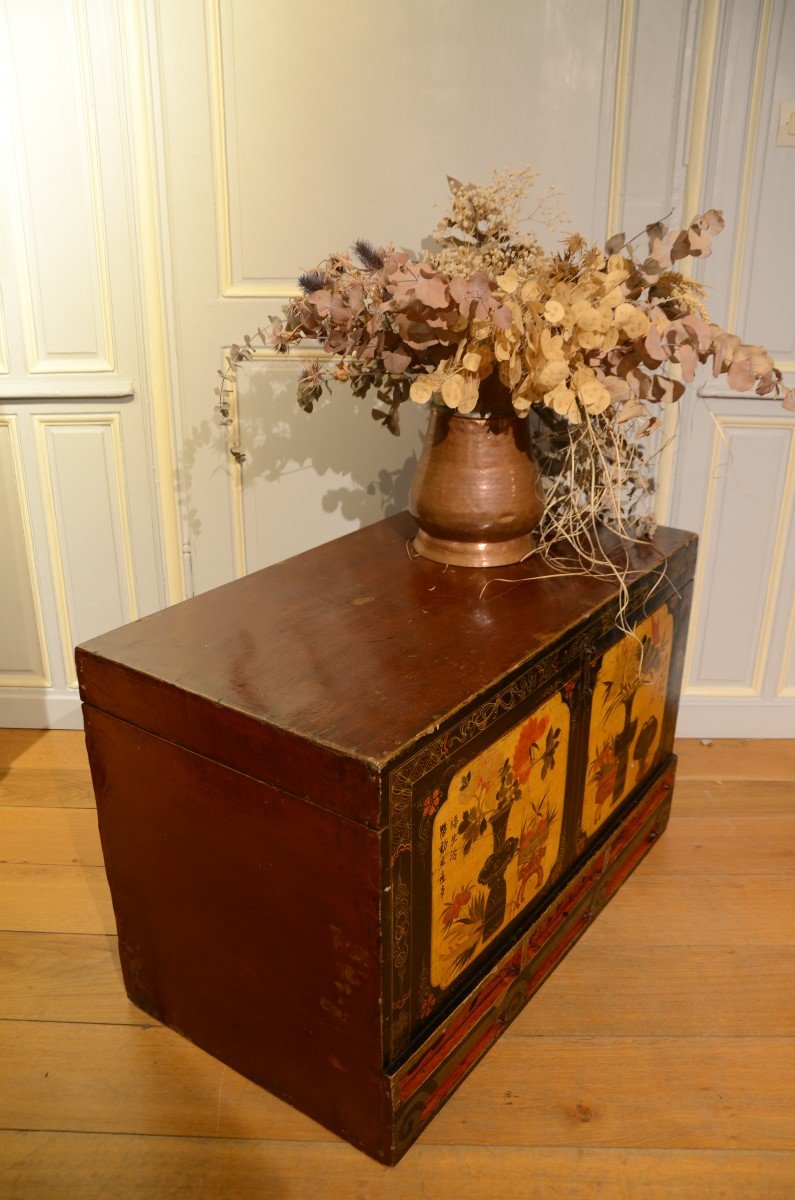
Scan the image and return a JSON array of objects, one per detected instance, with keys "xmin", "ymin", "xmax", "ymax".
[
  {"xmin": 582, "ymin": 604, "xmax": 673, "ymax": 839},
  {"xmin": 429, "ymin": 691, "xmax": 570, "ymax": 990}
]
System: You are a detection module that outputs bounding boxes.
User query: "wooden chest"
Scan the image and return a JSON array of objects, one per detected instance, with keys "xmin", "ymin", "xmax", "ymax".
[{"xmin": 77, "ymin": 512, "xmax": 697, "ymax": 1164}]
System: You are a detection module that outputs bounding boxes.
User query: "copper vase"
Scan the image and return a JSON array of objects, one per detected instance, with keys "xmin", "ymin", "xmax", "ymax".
[{"xmin": 408, "ymin": 382, "xmax": 544, "ymax": 568}]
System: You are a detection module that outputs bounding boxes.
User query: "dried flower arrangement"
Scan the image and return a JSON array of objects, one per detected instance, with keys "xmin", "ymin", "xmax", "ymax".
[{"xmin": 216, "ymin": 167, "xmax": 793, "ymax": 578}]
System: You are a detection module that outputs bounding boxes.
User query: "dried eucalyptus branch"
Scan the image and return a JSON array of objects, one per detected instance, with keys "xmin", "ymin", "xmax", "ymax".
[{"xmin": 216, "ymin": 167, "xmax": 794, "ymax": 583}]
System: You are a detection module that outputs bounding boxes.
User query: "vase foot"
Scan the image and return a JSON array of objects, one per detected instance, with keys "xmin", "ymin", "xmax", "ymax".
[{"xmin": 413, "ymin": 528, "xmax": 537, "ymax": 568}]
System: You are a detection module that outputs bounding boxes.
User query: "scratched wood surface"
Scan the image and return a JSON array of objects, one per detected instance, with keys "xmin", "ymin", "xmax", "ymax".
[{"xmin": 0, "ymin": 731, "xmax": 793, "ymax": 1199}]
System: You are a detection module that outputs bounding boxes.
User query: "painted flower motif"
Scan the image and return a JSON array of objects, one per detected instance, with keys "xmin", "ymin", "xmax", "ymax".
[
  {"xmin": 562, "ymin": 679, "xmax": 577, "ymax": 702},
  {"xmin": 420, "ymin": 993, "xmax": 437, "ymax": 1020},
  {"xmin": 442, "ymin": 888, "xmax": 473, "ymax": 927},
  {"xmin": 590, "ymin": 743, "xmax": 619, "ymax": 807},
  {"xmin": 512, "ymin": 714, "xmax": 550, "ymax": 783},
  {"xmin": 423, "ymin": 788, "xmax": 442, "ymax": 819}
]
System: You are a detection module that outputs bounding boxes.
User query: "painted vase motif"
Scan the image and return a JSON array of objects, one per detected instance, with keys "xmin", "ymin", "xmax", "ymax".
[
  {"xmin": 429, "ymin": 690, "xmax": 570, "ymax": 991},
  {"xmin": 581, "ymin": 603, "xmax": 673, "ymax": 840}
]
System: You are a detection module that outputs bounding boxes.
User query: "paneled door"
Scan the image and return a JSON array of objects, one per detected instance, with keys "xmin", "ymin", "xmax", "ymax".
[{"xmin": 0, "ymin": 0, "xmax": 167, "ymax": 727}]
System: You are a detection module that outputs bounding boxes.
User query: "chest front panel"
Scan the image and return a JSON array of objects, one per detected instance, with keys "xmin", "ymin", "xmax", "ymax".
[
  {"xmin": 429, "ymin": 688, "xmax": 571, "ymax": 992},
  {"xmin": 581, "ymin": 602, "xmax": 674, "ymax": 842},
  {"xmin": 386, "ymin": 578, "xmax": 692, "ymax": 1064}
]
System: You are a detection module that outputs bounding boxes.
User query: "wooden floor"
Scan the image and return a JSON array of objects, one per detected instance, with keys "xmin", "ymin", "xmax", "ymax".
[{"xmin": 0, "ymin": 732, "xmax": 793, "ymax": 1199}]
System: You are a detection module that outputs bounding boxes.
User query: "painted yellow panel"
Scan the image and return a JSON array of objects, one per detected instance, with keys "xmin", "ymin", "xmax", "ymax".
[
  {"xmin": 582, "ymin": 604, "xmax": 673, "ymax": 839},
  {"xmin": 429, "ymin": 691, "xmax": 570, "ymax": 991}
]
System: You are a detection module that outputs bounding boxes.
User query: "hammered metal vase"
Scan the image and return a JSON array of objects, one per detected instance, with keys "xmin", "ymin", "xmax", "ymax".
[{"xmin": 408, "ymin": 380, "xmax": 543, "ymax": 568}]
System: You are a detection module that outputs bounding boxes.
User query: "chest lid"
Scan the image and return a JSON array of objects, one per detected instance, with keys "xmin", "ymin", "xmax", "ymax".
[{"xmin": 76, "ymin": 512, "xmax": 696, "ymax": 828}]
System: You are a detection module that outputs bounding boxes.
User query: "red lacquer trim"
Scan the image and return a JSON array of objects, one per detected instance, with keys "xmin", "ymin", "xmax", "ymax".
[
  {"xmin": 397, "ymin": 853, "xmax": 604, "ymax": 1104},
  {"xmin": 602, "ymin": 815, "xmax": 666, "ymax": 903},
  {"xmin": 525, "ymin": 908, "xmax": 592, "ymax": 994},
  {"xmin": 605, "ymin": 765, "xmax": 673, "ymax": 864},
  {"xmin": 522, "ymin": 855, "xmax": 603, "ymax": 961},
  {"xmin": 398, "ymin": 946, "xmax": 521, "ymax": 1102},
  {"xmin": 420, "ymin": 1018, "xmax": 504, "ymax": 1121}
]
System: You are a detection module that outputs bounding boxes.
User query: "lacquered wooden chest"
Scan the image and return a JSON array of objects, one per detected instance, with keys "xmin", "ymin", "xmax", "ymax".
[{"xmin": 77, "ymin": 512, "xmax": 697, "ymax": 1164}]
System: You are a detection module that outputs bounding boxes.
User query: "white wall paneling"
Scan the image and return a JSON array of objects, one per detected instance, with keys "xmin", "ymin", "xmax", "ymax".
[
  {"xmin": 0, "ymin": 0, "xmax": 168, "ymax": 727},
  {"xmin": 154, "ymin": 0, "xmax": 635, "ymax": 595},
  {"xmin": 611, "ymin": 0, "xmax": 698, "ymax": 239},
  {"xmin": 0, "ymin": 417, "xmax": 51, "ymax": 687},
  {"xmin": 0, "ymin": 0, "xmax": 113, "ymax": 373},
  {"xmin": 232, "ymin": 352, "xmax": 427, "ymax": 578},
  {"xmin": 668, "ymin": 0, "xmax": 795, "ymax": 735},
  {"xmin": 1, "ymin": 0, "xmax": 792, "ymax": 734},
  {"xmin": 210, "ymin": 0, "xmax": 620, "ymax": 297},
  {"xmin": 141, "ymin": 0, "xmax": 795, "ymax": 737},
  {"xmin": 33, "ymin": 415, "xmax": 138, "ymax": 688},
  {"xmin": 738, "ymin": 0, "xmax": 795, "ymax": 369},
  {"xmin": 681, "ymin": 409, "xmax": 794, "ymax": 693}
]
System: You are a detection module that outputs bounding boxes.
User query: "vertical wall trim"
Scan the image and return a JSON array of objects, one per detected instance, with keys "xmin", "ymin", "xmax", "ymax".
[
  {"xmin": 605, "ymin": 0, "xmax": 636, "ymax": 238},
  {"xmin": 124, "ymin": 0, "xmax": 186, "ymax": 604},
  {"xmin": 67, "ymin": 0, "xmax": 116, "ymax": 373},
  {"xmin": 654, "ymin": 0, "xmax": 721, "ymax": 525},
  {"xmin": 725, "ymin": 0, "xmax": 775, "ymax": 333},
  {"xmin": 0, "ymin": 292, "xmax": 8, "ymax": 374},
  {"xmin": 681, "ymin": 0, "xmax": 721, "ymax": 225},
  {"xmin": 226, "ymin": 357, "xmax": 247, "ymax": 580},
  {"xmin": 778, "ymin": 599, "xmax": 795, "ymax": 697},
  {"xmin": 206, "ymin": 0, "xmax": 233, "ymax": 297},
  {"xmin": 753, "ymin": 422, "xmax": 795, "ymax": 693}
]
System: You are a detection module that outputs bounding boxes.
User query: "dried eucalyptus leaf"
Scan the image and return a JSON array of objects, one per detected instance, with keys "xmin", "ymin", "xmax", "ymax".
[
  {"xmin": 441, "ymin": 375, "xmax": 465, "ymax": 408},
  {"xmin": 410, "ymin": 376, "xmax": 435, "ymax": 405}
]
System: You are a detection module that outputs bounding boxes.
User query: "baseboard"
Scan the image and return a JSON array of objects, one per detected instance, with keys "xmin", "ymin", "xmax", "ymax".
[
  {"xmin": 676, "ymin": 696, "xmax": 795, "ymax": 738},
  {"xmin": 0, "ymin": 688, "xmax": 83, "ymax": 729}
]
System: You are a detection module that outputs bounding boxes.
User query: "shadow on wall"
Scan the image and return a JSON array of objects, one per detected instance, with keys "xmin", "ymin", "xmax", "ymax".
[{"xmin": 175, "ymin": 357, "xmax": 425, "ymax": 571}]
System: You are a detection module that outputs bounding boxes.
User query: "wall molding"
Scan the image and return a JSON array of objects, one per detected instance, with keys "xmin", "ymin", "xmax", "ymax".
[
  {"xmin": 677, "ymin": 694, "xmax": 795, "ymax": 737},
  {"xmin": 1, "ymin": 0, "xmax": 116, "ymax": 374},
  {"xmin": 778, "ymin": 597, "xmax": 795, "ymax": 697},
  {"xmin": 206, "ymin": 0, "xmax": 299, "ymax": 299},
  {"xmin": 0, "ymin": 415, "xmax": 52, "ymax": 688},
  {"xmin": 224, "ymin": 346, "xmax": 336, "ymax": 578},
  {"xmin": 0, "ymin": 686, "xmax": 83, "ymax": 730},
  {"xmin": 605, "ymin": 0, "xmax": 636, "ymax": 239},
  {"xmin": 123, "ymin": 0, "xmax": 186, "ymax": 604},
  {"xmin": 0, "ymin": 290, "xmax": 9, "ymax": 374},
  {"xmin": 33, "ymin": 413, "xmax": 138, "ymax": 688},
  {"xmin": 0, "ymin": 379, "xmax": 134, "ymax": 400},
  {"xmin": 683, "ymin": 412, "xmax": 795, "ymax": 697},
  {"xmin": 654, "ymin": 0, "xmax": 721, "ymax": 526},
  {"xmin": 724, "ymin": 0, "xmax": 775, "ymax": 334}
]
